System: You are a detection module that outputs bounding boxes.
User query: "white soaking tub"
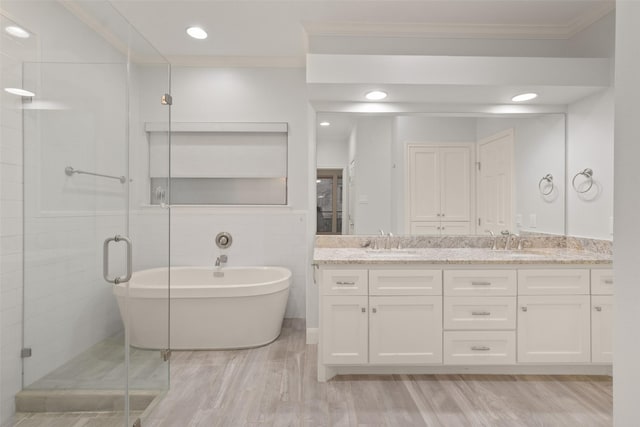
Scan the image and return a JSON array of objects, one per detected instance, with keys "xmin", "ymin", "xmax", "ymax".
[{"xmin": 113, "ymin": 266, "xmax": 291, "ymax": 350}]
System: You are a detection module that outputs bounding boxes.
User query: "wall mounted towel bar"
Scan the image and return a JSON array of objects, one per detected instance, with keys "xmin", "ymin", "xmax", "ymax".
[{"xmin": 65, "ymin": 166, "xmax": 126, "ymax": 183}]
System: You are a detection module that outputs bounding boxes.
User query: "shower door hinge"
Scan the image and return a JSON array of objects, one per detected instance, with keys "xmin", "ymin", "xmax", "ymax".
[
  {"xmin": 21, "ymin": 348, "xmax": 32, "ymax": 358},
  {"xmin": 161, "ymin": 93, "xmax": 173, "ymax": 106},
  {"xmin": 132, "ymin": 418, "xmax": 141, "ymax": 427},
  {"xmin": 161, "ymin": 349, "xmax": 172, "ymax": 362}
]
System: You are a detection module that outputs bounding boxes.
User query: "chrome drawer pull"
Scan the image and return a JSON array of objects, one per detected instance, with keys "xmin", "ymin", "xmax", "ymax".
[
  {"xmin": 336, "ymin": 281, "xmax": 356, "ymax": 285},
  {"xmin": 471, "ymin": 346, "xmax": 491, "ymax": 351},
  {"xmin": 471, "ymin": 311, "xmax": 491, "ymax": 316},
  {"xmin": 361, "ymin": 307, "xmax": 366, "ymax": 313},
  {"xmin": 471, "ymin": 281, "xmax": 491, "ymax": 286},
  {"xmin": 604, "ymin": 279, "xmax": 613, "ymax": 284},
  {"xmin": 521, "ymin": 306, "xmax": 528, "ymax": 312},
  {"xmin": 594, "ymin": 306, "xmax": 603, "ymax": 312}
]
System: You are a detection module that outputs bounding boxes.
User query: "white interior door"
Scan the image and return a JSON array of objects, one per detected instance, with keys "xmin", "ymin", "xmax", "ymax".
[
  {"xmin": 478, "ymin": 129, "xmax": 514, "ymax": 234},
  {"xmin": 440, "ymin": 147, "xmax": 471, "ymax": 221}
]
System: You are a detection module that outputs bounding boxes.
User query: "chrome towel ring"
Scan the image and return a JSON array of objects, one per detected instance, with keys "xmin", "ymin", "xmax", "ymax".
[
  {"xmin": 572, "ymin": 168, "xmax": 594, "ymax": 193},
  {"xmin": 538, "ymin": 174, "xmax": 554, "ymax": 195}
]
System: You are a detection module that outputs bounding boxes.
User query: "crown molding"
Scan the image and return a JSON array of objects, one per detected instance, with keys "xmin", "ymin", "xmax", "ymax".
[
  {"xmin": 565, "ymin": 1, "xmax": 615, "ymax": 37},
  {"xmin": 303, "ymin": 2, "xmax": 615, "ymax": 41}
]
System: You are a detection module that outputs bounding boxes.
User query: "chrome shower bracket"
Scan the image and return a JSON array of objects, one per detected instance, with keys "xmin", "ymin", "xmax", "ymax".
[{"xmin": 215, "ymin": 232, "xmax": 233, "ymax": 249}]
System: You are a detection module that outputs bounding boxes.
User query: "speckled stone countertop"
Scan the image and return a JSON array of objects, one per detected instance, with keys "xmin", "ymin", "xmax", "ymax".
[{"xmin": 313, "ymin": 247, "xmax": 613, "ymax": 265}]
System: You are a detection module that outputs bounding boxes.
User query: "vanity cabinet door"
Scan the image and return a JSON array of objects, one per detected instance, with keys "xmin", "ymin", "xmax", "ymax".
[
  {"xmin": 592, "ymin": 295, "xmax": 613, "ymax": 363},
  {"xmin": 369, "ymin": 296, "xmax": 442, "ymax": 365},
  {"xmin": 321, "ymin": 296, "xmax": 368, "ymax": 365},
  {"xmin": 517, "ymin": 295, "xmax": 591, "ymax": 363}
]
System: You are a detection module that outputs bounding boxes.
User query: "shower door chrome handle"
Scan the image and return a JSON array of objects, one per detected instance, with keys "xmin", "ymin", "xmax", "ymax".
[{"xmin": 103, "ymin": 235, "xmax": 133, "ymax": 284}]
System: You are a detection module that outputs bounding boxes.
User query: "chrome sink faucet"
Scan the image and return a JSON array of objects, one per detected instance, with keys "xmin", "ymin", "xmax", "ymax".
[
  {"xmin": 486, "ymin": 230, "xmax": 497, "ymax": 250},
  {"xmin": 501, "ymin": 231, "xmax": 519, "ymax": 251}
]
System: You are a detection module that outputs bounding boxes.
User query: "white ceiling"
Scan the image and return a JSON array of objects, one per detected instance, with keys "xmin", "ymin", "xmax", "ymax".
[
  {"xmin": 108, "ymin": 0, "xmax": 614, "ymax": 63},
  {"xmin": 87, "ymin": 0, "xmax": 613, "ymax": 108}
]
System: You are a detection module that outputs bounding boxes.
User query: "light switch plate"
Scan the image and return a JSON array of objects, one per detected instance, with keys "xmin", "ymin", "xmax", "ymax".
[{"xmin": 529, "ymin": 214, "xmax": 537, "ymax": 228}]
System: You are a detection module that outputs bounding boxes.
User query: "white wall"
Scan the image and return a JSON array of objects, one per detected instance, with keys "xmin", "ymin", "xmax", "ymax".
[
  {"xmin": 614, "ymin": 2, "xmax": 640, "ymax": 424},
  {"xmin": 476, "ymin": 115, "xmax": 566, "ymax": 235},
  {"xmin": 352, "ymin": 117, "xmax": 393, "ymax": 234},
  {"xmin": 317, "ymin": 137, "xmax": 348, "ymax": 171},
  {"xmin": 134, "ymin": 66, "xmax": 309, "ymax": 320},
  {"xmin": 566, "ymin": 89, "xmax": 614, "ymax": 240}
]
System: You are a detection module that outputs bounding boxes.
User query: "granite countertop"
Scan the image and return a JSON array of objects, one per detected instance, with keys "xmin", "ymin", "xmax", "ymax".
[{"xmin": 313, "ymin": 247, "xmax": 613, "ymax": 265}]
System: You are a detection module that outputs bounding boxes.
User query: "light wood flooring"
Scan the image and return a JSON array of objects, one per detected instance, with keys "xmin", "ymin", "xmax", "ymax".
[{"xmin": 12, "ymin": 320, "xmax": 613, "ymax": 426}]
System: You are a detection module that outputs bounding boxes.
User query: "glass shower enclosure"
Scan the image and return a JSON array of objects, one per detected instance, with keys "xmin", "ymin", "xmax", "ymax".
[{"xmin": 1, "ymin": 1, "xmax": 171, "ymax": 424}]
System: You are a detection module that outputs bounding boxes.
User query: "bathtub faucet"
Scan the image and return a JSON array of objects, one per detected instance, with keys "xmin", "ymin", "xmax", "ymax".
[{"xmin": 215, "ymin": 255, "xmax": 228, "ymax": 267}]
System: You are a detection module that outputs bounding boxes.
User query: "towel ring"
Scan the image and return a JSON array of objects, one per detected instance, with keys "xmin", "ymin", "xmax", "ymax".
[
  {"xmin": 572, "ymin": 168, "xmax": 594, "ymax": 193},
  {"xmin": 538, "ymin": 174, "xmax": 554, "ymax": 196}
]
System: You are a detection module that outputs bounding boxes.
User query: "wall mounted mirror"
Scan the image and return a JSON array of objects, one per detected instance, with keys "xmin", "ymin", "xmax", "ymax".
[{"xmin": 316, "ymin": 113, "xmax": 566, "ymax": 236}]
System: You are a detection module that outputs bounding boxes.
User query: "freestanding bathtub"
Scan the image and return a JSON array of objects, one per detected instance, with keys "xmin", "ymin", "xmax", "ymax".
[{"xmin": 113, "ymin": 266, "xmax": 291, "ymax": 350}]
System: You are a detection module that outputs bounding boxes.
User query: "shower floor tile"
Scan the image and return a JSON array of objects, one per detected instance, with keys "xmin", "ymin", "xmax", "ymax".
[{"xmin": 25, "ymin": 333, "xmax": 168, "ymax": 391}]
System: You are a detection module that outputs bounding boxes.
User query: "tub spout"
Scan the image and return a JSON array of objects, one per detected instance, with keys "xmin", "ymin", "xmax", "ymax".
[{"xmin": 215, "ymin": 254, "xmax": 228, "ymax": 267}]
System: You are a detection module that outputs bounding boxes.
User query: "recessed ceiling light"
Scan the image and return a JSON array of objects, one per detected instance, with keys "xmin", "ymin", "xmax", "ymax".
[
  {"xmin": 4, "ymin": 87, "xmax": 35, "ymax": 97},
  {"xmin": 365, "ymin": 90, "xmax": 387, "ymax": 101},
  {"xmin": 512, "ymin": 93, "xmax": 538, "ymax": 102},
  {"xmin": 319, "ymin": 121, "xmax": 331, "ymax": 127},
  {"xmin": 5, "ymin": 26, "xmax": 30, "ymax": 39},
  {"xmin": 186, "ymin": 26, "xmax": 207, "ymax": 40},
  {"xmin": 316, "ymin": 179, "xmax": 322, "ymax": 183}
]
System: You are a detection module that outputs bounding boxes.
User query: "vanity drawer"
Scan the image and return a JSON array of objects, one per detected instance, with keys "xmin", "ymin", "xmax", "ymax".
[
  {"xmin": 443, "ymin": 270, "xmax": 517, "ymax": 296},
  {"xmin": 591, "ymin": 270, "xmax": 614, "ymax": 295},
  {"xmin": 444, "ymin": 331, "xmax": 516, "ymax": 365},
  {"xmin": 444, "ymin": 297, "xmax": 516, "ymax": 330},
  {"xmin": 321, "ymin": 269, "xmax": 368, "ymax": 295},
  {"xmin": 518, "ymin": 269, "xmax": 589, "ymax": 295},
  {"xmin": 369, "ymin": 269, "xmax": 442, "ymax": 296}
]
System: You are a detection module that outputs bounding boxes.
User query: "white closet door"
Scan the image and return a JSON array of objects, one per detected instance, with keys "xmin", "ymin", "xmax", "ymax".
[{"xmin": 408, "ymin": 147, "xmax": 440, "ymax": 222}]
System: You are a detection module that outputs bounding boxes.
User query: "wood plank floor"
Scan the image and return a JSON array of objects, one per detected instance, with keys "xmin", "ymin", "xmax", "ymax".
[
  {"xmin": 11, "ymin": 320, "xmax": 613, "ymax": 426},
  {"xmin": 143, "ymin": 321, "xmax": 612, "ymax": 427}
]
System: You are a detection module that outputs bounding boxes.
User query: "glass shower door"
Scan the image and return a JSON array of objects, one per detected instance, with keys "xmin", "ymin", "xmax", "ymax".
[{"xmin": 14, "ymin": 1, "xmax": 171, "ymax": 425}]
